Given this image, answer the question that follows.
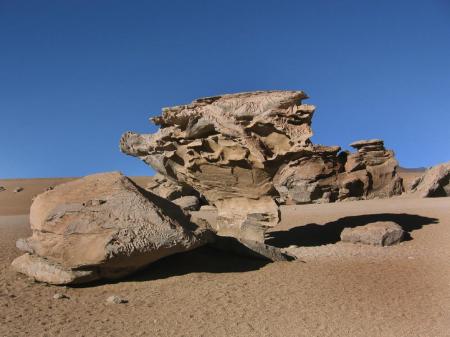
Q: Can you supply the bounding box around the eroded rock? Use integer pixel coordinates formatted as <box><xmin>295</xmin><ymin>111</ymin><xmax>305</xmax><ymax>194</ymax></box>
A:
<box><xmin>120</xmin><ymin>91</ymin><xmax>314</xmax><ymax>241</ymax></box>
<box><xmin>12</xmin><ymin>172</ymin><xmax>211</xmax><ymax>285</ymax></box>
<box><xmin>410</xmin><ymin>162</ymin><xmax>450</xmax><ymax>197</ymax></box>
<box><xmin>120</xmin><ymin>91</ymin><xmax>405</xmax><ymax>244</ymax></box>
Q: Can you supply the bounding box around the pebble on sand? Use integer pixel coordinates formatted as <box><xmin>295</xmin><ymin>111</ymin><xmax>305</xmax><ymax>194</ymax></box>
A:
<box><xmin>53</xmin><ymin>293</ymin><xmax>69</xmax><ymax>300</ymax></box>
<box><xmin>106</xmin><ymin>295</ymin><xmax>127</xmax><ymax>304</ymax></box>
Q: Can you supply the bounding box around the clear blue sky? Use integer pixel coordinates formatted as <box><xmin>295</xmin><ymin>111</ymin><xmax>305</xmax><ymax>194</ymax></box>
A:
<box><xmin>1</xmin><ymin>0</ymin><xmax>449</xmax><ymax>178</ymax></box>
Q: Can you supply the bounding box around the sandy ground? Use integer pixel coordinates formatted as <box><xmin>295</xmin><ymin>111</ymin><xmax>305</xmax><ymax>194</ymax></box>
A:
<box><xmin>1</xmin><ymin>177</ymin><xmax>449</xmax><ymax>337</ymax></box>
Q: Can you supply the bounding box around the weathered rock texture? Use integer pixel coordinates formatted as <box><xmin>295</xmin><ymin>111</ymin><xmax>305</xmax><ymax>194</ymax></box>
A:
<box><xmin>274</xmin><ymin>139</ymin><xmax>403</xmax><ymax>204</ymax></box>
<box><xmin>144</xmin><ymin>173</ymin><xmax>202</xmax><ymax>202</ymax></box>
<box><xmin>11</xmin><ymin>172</ymin><xmax>210</xmax><ymax>284</ymax></box>
<box><xmin>340</xmin><ymin>221</ymin><xmax>405</xmax><ymax>246</ymax></box>
<box><xmin>121</xmin><ymin>91</ymin><xmax>314</xmax><ymax>241</ymax></box>
<box><xmin>120</xmin><ymin>91</ymin><xmax>403</xmax><ymax>242</ymax></box>
<box><xmin>410</xmin><ymin>162</ymin><xmax>450</xmax><ymax>197</ymax></box>
<box><xmin>172</xmin><ymin>195</ymin><xmax>200</xmax><ymax>211</ymax></box>
<box><xmin>339</xmin><ymin>139</ymin><xmax>403</xmax><ymax>200</ymax></box>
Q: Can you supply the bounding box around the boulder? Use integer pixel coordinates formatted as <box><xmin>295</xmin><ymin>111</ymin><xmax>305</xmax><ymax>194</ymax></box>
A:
<box><xmin>410</xmin><ymin>162</ymin><xmax>450</xmax><ymax>197</ymax></box>
<box><xmin>11</xmin><ymin>172</ymin><xmax>211</xmax><ymax>285</ymax></box>
<box><xmin>340</xmin><ymin>221</ymin><xmax>405</xmax><ymax>246</ymax></box>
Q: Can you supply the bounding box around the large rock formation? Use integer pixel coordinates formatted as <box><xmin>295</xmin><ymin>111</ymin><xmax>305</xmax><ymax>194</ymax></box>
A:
<box><xmin>11</xmin><ymin>172</ymin><xmax>211</xmax><ymax>284</ymax></box>
<box><xmin>410</xmin><ymin>162</ymin><xmax>450</xmax><ymax>197</ymax></box>
<box><xmin>120</xmin><ymin>91</ymin><xmax>403</xmax><ymax>242</ymax></box>
<box><xmin>121</xmin><ymin>91</ymin><xmax>315</xmax><ymax>241</ymax></box>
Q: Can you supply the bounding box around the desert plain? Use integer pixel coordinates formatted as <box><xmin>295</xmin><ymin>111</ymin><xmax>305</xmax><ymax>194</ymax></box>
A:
<box><xmin>1</xmin><ymin>170</ymin><xmax>449</xmax><ymax>337</ymax></box>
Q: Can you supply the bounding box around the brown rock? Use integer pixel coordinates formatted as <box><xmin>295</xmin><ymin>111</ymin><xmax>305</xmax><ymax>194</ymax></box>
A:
<box><xmin>172</xmin><ymin>195</ymin><xmax>200</xmax><ymax>211</ymax></box>
<box><xmin>411</xmin><ymin>162</ymin><xmax>450</xmax><ymax>197</ymax></box>
<box><xmin>340</xmin><ymin>221</ymin><xmax>405</xmax><ymax>246</ymax></box>
<box><xmin>120</xmin><ymin>91</ymin><xmax>314</xmax><ymax>241</ymax></box>
<box><xmin>11</xmin><ymin>172</ymin><xmax>211</xmax><ymax>285</ymax></box>
<box><xmin>120</xmin><ymin>91</ymin><xmax>405</xmax><ymax>244</ymax></box>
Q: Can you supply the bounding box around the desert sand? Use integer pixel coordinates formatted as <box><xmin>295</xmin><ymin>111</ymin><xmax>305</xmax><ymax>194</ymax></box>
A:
<box><xmin>1</xmin><ymin>176</ymin><xmax>449</xmax><ymax>337</ymax></box>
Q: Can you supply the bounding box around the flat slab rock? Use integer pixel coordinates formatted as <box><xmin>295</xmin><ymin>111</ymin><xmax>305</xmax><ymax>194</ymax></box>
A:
<box><xmin>340</xmin><ymin>221</ymin><xmax>405</xmax><ymax>246</ymax></box>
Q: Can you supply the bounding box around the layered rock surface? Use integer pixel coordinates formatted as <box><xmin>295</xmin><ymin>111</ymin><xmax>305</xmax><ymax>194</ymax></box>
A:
<box><xmin>144</xmin><ymin>173</ymin><xmax>201</xmax><ymax>202</ymax></box>
<box><xmin>120</xmin><ymin>91</ymin><xmax>404</xmax><ymax>242</ymax></box>
<box><xmin>12</xmin><ymin>172</ymin><xmax>210</xmax><ymax>284</ymax></box>
<box><xmin>121</xmin><ymin>91</ymin><xmax>315</xmax><ymax>241</ymax></box>
<box><xmin>339</xmin><ymin>139</ymin><xmax>403</xmax><ymax>200</ymax></box>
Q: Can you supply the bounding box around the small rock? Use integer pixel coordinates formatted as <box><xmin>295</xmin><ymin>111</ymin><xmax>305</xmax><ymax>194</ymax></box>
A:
<box><xmin>13</xmin><ymin>187</ymin><xmax>24</xmax><ymax>193</ymax></box>
<box><xmin>0</xmin><ymin>186</ymin><xmax>6</xmax><ymax>192</ymax></box>
<box><xmin>199</xmin><ymin>205</ymin><xmax>216</xmax><ymax>211</ymax></box>
<box><xmin>172</xmin><ymin>195</ymin><xmax>200</xmax><ymax>211</ymax></box>
<box><xmin>106</xmin><ymin>295</ymin><xmax>127</xmax><ymax>304</ymax></box>
<box><xmin>53</xmin><ymin>293</ymin><xmax>69</xmax><ymax>300</ymax></box>
<box><xmin>46</xmin><ymin>186</ymin><xmax>54</xmax><ymax>191</ymax></box>
<box><xmin>340</xmin><ymin>221</ymin><xmax>405</xmax><ymax>246</ymax></box>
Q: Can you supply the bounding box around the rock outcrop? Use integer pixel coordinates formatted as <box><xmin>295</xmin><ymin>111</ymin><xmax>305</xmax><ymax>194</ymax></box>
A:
<box><xmin>11</xmin><ymin>172</ymin><xmax>211</xmax><ymax>284</ymax></box>
<box><xmin>120</xmin><ymin>91</ymin><xmax>315</xmax><ymax>241</ymax></box>
<box><xmin>340</xmin><ymin>221</ymin><xmax>405</xmax><ymax>246</ymax></box>
<box><xmin>339</xmin><ymin>139</ymin><xmax>403</xmax><ymax>200</ymax></box>
<box><xmin>411</xmin><ymin>162</ymin><xmax>450</xmax><ymax>197</ymax></box>
<box><xmin>274</xmin><ymin>139</ymin><xmax>403</xmax><ymax>204</ymax></box>
<box><xmin>120</xmin><ymin>91</ymin><xmax>404</xmax><ymax>242</ymax></box>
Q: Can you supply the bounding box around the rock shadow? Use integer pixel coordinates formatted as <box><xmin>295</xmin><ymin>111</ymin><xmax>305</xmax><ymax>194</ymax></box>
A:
<box><xmin>72</xmin><ymin>246</ymin><xmax>270</xmax><ymax>287</ymax></box>
<box><xmin>128</xmin><ymin>246</ymin><xmax>270</xmax><ymax>282</ymax></box>
<box><xmin>265</xmin><ymin>213</ymin><xmax>439</xmax><ymax>248</ymax></box>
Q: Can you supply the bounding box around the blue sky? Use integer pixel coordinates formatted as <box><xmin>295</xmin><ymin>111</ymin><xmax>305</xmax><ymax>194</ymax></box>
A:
<box><xmin>1</xmin><ymin>0</ymin><xmax>449</xmax><ymax>178</ymax></box>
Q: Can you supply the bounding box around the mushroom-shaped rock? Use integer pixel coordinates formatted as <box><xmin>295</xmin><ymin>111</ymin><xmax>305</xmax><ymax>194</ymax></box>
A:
<box><xmin>120</xmin><ymin>91</ymin><xmax>314</xmax><ymax>241</ymax></box>
<box><xmin>11</xmin><ymin>172</ymin><xmax>211</xmax><ymax>285</ymax></box>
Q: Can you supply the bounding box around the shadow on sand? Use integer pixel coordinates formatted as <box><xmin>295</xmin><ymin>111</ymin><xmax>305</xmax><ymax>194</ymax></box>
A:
<box><xmin>265</xmin><ymin>213</ymin><xmax>439</xmax><ymax>248</ymax></box>
<box><xmin>73</xmin><ymin>213</ymin><xmax>438</xmax><ymax>287</ymax></box>
<box><xmin>72</xmin><ymin>246</ymin><xmax>270</xmax><ymax>288</ymax></box>
<box><xmin>127</xmin><ymin>246</ymin><xmax>270</xmax><ymax>282</ymax></box>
